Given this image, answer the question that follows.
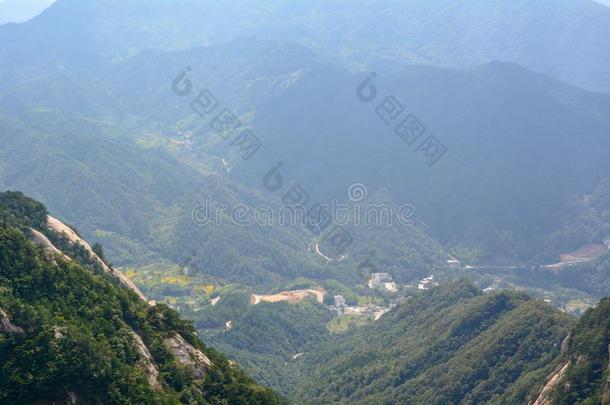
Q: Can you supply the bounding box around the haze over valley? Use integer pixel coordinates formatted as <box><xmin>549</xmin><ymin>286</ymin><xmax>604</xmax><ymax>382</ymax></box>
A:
<box><xmin>1</xmin><ymin>1</ymin><xmax>610</xmax><ymax>404</ymax></box>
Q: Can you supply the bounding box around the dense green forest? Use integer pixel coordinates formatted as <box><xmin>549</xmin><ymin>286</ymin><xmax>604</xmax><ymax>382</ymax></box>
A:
<box><xmin>181</xmin><ymin>278</ymin><xmax>583</xmax><ymax>403</ymax></box>
<box><xmin>1</xmin><ymin>1</ymin><xmax>610</xmax><ymax>403</ymax></box>
<box><xmin>192</xmin><ymin>295</ymin><xmax>333</xmax><ymax>395</ymax></box>
<box><xmin>546</xmin><ymin>297</ymin><xmax>610</xmax><ymax>404</ymax></box>
<box><xmin>0</xmin><ymin>191</ymin><xmax>281</xmax><ymax>404</ymax></box>
<box><xmin>4</xmin><ymin>191</ymin><xmax>610</xmax><ymax>404</ymax></box>
<box><xmin>293</xmin><ymin>281</ymin><xmax>573</xmax><ymax>404</ymax></box>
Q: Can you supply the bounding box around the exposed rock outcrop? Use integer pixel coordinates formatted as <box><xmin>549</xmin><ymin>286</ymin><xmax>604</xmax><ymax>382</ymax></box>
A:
<box><xmin>129</xmin><ymin>329</ymin><xmax>161</xmax><ymax>389</ymax></box>
<box><xmin>30</xmin><ymin>228</ymin><xmax>72</xmax><ymax>262</ymax></box>
<box><xmin>532</xmin><ymin>362</ymin><xmax>570</xmax><ymax>405</ymax></box>
<box><xmin>46</xmin><ymin>215</ymin><xmax>151</xmax><ymax>304</ymax></box>
<box><xmin>0</xmin><ymin>308</ymin><xmax>24</xmax><ymax>334</ymax></box>
<box><xmin>560</xmin><ymin>333</ymin><xmax>570</xmax><ymax>354</ymax></box>
<box><xmin>165</xmin><ymin>333</ymin><xmax>213</xmax><ymax>379</ymax></box>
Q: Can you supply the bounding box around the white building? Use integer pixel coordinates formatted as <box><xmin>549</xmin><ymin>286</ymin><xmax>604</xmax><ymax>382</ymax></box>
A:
<box><xmin>368</xmin><ymin>273</ymin><xmax>393</xmax><ymax>289</ymax></box>
<box><xmin>418</xmin><ymin>275</ymin><xmax>438</xmax><ymax>290</ymax></box>
<box><xmin>334</xmin><ymin>295</ymin><xmax>346</xmax><ymax>308</ymax></box>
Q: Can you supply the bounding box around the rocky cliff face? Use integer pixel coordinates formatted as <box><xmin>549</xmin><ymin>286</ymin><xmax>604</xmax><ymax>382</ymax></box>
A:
<box><xmin>0</xmin><ymin>307</ymin><xmax>24</xmax><ymax>334</ymax></box>
<box><xmin>45</xmin><ymin>215</ymin><xmax>150</xmax><ymax>303</ymax></box>
<box><xmin>29</xmin><ymin>228</ymin><xmax>71</xmax><ymax>262</ymax></box>
<box><xmin>530</xmin><ymin>298</ymin><xmax>610</xmax><ymax>405</ymax></box>
<box><xmin>601</xmin><ymin>344</ymin><xmax>610</xmax><ymax>403</ymax></box>
<box><xmin>129</xmin><ymin>329</ymin><xmax>161</xmax><ymax>389</ymax></box>
<box><xmin>0</xmin><ymin>191</ymin><xmax>280</xmax><ymax>404</ymax></box>
<box><xmin>531</xmin><ymin>362</ymin><xmax>570</xmax><ymax>405</ymax></box>
<box><xmin>165</xmin><ymin>333</ymin><xmax>213</xmax><ymax>380</ymax></box>
<box><xmin>32</xmin><ymin>215</ymin><xmax>215</xmax><ymax>386</ymax></box>
<box><xmin>531</xmin><ymin>333</ymin><xmax>574</xmax><ymax>405</ymax></box>
<box><xmin>31</xmin><ymin>215</ymin><xmax>213</xmax><ymax>386</ymax></box>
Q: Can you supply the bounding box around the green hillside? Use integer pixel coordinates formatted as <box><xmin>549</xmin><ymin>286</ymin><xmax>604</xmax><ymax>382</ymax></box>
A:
<box><xmin>197</xmin><ymin>297</ymin><xmax>333</xmax><ymax>396</ymax></box>
<box><xmin>294</xmin><ymin>281</ymin><xmax>573</xmax><ymax>404</ymax></box>
<box><xmin>541</xmin><ymin>297</ymin><xmax>610</xmax><ymax>404</ymax></box>
<box><xmin>0</xmin><ymin>191</ymin><xmax>280</xmax><ymax>404</ymax></box>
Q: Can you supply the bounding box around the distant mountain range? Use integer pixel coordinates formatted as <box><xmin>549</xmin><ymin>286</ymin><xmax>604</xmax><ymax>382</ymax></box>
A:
<box><xmin>2</xmin><ymin>0</ymin><xmax>610</xmax><ymax>92</ymax></box>
<box><xmin>1</xmin><ymin>32</ymin><xmax>610</xmax><ymax>282</ymax></box>
<box><xmin>0</xmin><ymin>0</ymin><xmax>608</xmax><ymax>274</ymax></box>
<box><xmin>2</xmin><ymin>1</ymin><xmax>610</xmax><ymax>403</ymax></box>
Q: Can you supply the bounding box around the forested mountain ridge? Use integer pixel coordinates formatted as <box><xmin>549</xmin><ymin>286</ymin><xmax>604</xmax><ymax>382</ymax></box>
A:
<box><xmin>2</xmin><ymin>1</ymin><xmax>610</xmax><ymax>404</ymax></box>
<box><xmin>228</xmin><ymin>60</ymin><xmax>610</xmax><ymax>265</ymax></box>
<box><xmin>0</xmin><ymin>191</ymin><xmax>281</xmax><ymax>404</ymax></box>
<box><xmin>533</xmin><ymin>297</ymin><xmax>610</xmax><ymax>404</ymax></box>
<box><xmin>4</xmin><ymin>35</ymin><xmax>610</xmax><ymax>275</ymax></box>
<box><xmin>2</xmin><ymin>0</ymin><xmax>610</xmax><ymax>92</ymax></box>
<box><xmin>3</xmin><ymin>0</ymin><xmax>610</xmax><ymax>275</ymax></box>
<box><xmin>294</xmin><ymin>281</ymin><xmax>573</xmax><ymax>404</ymax></box>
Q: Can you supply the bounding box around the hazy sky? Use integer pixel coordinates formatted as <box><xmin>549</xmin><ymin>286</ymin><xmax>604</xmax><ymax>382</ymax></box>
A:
<box><xmin>0</xmin><ymin>0</ymin><xmax>609</xmax><ymax>25</ymax></box>
<box><xmin>0</xmin><ymin>0</ymin><xmax>56</xmax><ymax>25</ymax></box>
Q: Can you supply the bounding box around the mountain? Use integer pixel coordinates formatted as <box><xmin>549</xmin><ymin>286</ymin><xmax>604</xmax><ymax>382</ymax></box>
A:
<box><xmin>532</xmin><ymin>296</ymin><xmax>610</xmax><ymax>404</ymax></box>
<box><xmin>195</xmin><ymin>294</ymin><xmax>333</xmax><ymax>396</ymax></box>
<box><xmin>224</xmin><ymin>58</ymin><xmax>610</xmax><ymax>265</ymax></box>
<box><xmin>0</xmin><ymin>106</ymin><xmax>334</xmax><ymax>287</ymax></box>
<box><xmin>294</xmin><ymin>281</ymin><xmax>573</xmax><ymax>404</ymax></box>
<box><xmin>2</xmin><ymin>0</ymin><xmax>610</xmax><ymax>92</ymax></box>
<box><xmin>3</xmin><ymin>1</ymin><xmax>610</xmax><ymax>403</ymax></box>
<box><xmin>3</xmin><ymin>32</ymin><xmax>610</xmax><ymax>281</ymax></box>
<box><xmin>0</xmin><ymin>191</ymin><xmax>281</xmax><ymax>404</ymax></box>
<box><xmin>69</xmin><ymin>37</ymin><xmax>610</xmax><ymax>266</ymax></box>
<box><xmin>2</xmin><ymin>0</ymin><xmax>610</xmax><ymax>271</ymax></box>
<box><xmin>0</xmin><ymin>37</ymin><xmax>448</xmax><ymax>287</ymax></box>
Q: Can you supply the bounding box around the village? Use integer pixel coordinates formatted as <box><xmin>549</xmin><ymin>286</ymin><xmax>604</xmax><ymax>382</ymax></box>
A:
<box><xmin>139</xmin><ymin>240</ymin><xmax>610</xmax><ymax>334</ymax></box>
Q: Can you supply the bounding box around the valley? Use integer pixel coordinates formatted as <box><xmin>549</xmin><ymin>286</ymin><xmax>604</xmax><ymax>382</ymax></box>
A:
<box><xmin>2</xmin><ymin>0</ymin><xmax>610</xmax><ymax>403</ymax></box>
